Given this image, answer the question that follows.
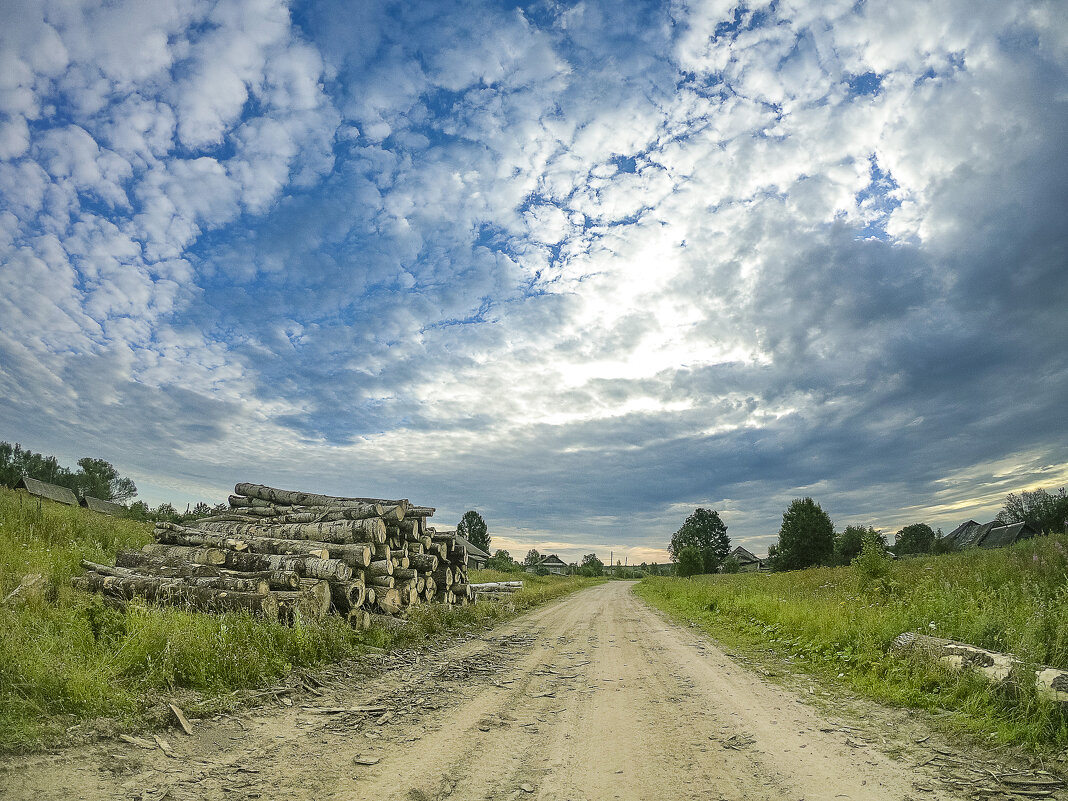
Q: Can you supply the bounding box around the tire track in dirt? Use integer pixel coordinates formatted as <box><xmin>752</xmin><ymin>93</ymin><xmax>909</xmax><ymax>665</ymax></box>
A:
<box><xmin>0</xmin><ymin>582</ymin><xmax>1019</xmax><ymax>801</ymax></box>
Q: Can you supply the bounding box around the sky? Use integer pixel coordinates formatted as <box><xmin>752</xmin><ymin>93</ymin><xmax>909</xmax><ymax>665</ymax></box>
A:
<box><xmin>1</xmin><ymin>0</ymin><xmax>1066</xmax><ymax>565</ymax></box>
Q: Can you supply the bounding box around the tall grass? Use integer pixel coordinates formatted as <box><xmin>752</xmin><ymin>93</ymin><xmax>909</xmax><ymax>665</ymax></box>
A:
<box><xmin>636</xmin><ymin>535</ymin><xmax>1068</xmax><ymax>749</ymax></box>
<box><xmin>0</xmin><ymin>487</ymin><xmax>599</xmax><ymax>752</ymax></box>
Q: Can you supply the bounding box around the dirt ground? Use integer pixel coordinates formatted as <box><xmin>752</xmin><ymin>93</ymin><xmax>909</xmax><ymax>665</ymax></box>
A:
<box><xmin>2</xmin><ymin>581</ymin><xmax>1064</xmax><ymax>801</ymax></box>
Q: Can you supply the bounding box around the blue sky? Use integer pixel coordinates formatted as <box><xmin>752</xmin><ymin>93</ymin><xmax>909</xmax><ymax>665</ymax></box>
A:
<box><xmin>1</xmin><ymin>0</ymin><xmax>1066</xmax><ymax>563</ymax></box>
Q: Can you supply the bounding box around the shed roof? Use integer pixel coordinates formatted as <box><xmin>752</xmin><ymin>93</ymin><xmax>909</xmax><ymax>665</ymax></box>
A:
<box><xmin>537</xmin><ymin>554</ymin><xmax>568</xmax><ymax>567</ymax></box>
<box><xmin>14</xmin><ymin>476</ymin><xmax>78</xmax><ymax>506</ymax></box>
<box><xmin>980</xmin><ymin>521</ymin><xmax>1037</xmax><ymax>549</ymax></box>
<box><xmin>946</xmin><ymin>520</ymin><xmax>980</xmax><ymax>544</ymax></box>
<box><xmin>80</xmin><ymin>495</ymin><xmax>126</xmax><ymax>516</ymax></box>
<box><xmin>729</xmin><ymin>546</ymin><xmax>761</xmax><ymax>564</ymax></box>
<box><xmin>454</xmin><ymin>532</ymin><xmax>489</xmax><ymax>559</ymax></box>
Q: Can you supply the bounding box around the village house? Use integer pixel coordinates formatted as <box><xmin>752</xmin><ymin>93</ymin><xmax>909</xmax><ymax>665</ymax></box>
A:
<box><xmin>726</xmin><ymin>545</ymin><xmax>766</xmax><ymax>572</ymax></box>
<box><xmin>14</xmin><ymin>475</ymin><xmax>78</xmax><ymax>506</ymax></box>
<box><xmin>944</xmin><ymin>519</ymin><xmax>1038</xmax><ymax>550</ymax></box>
<box><xmin>528</xmin><ymin>554</ymin><xmax>568</xmax><ymax>575</ymax></box>
<box><xmin>453</xmin><ymin>532</ymin><xmax>489</xmax><ymax>570</ymax></box>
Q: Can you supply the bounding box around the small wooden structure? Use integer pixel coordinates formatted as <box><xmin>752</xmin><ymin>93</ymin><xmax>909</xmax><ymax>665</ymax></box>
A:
<box><xmin>14</xmin><ymin>476</ymin><xmax>78</xmax><ymax>506</ymax></box>
<box><xmin>727</xmin><ymin>545</ymin><xmax>764</xmax><ymax>572</ymax></box>
<box><xmin>945</xmin><ymin>519</ymin><xmax>1037</xmax><ymax>550</ymax></box>
<box><xmin>80</xmin><ymin>496</ymin><xmax>126</xmax><ymax>516</ymax></box>
<box><xmin>528</xmin><ymin>554</ymin><xmax>567</xmax><ymax>575</ymax></box>
<box><xmin>454</xmin><ymin>533</ymin><xmax>489</xmax><ymax>569</ymax></box>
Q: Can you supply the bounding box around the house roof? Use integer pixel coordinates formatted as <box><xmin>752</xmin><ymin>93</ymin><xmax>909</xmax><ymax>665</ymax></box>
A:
<box><xmin>81</xmin><ymin>495</ymin><xmax>126</xmax><ymax>515</ymax></box>
<box><xmin>945</xmin><ymin>520</ymin><xmax>980</xmax><ymax>544</ymax></box>
<box><xmin>14</xmin><ymin>476</ymin><xmax>78</xmax><ymax>506</ymax></box>
<box><xmin>729</xmin><ymin>546</ymin><xmax>761</xmax><ymax>564</ymax></box>
<box><xmin>537</xmin><ymin>554</ymin><xmax>567</xmax><ymax>566</ymax></box>
<box><xmin>980</xmin><ymin>521</ymin><xmax>1037</xmax><ymax>549</ymax></box>
<box><xmin>453</xmin><ymin>532</ymin><xmax>489</xmax><ymax>559</ymax></box>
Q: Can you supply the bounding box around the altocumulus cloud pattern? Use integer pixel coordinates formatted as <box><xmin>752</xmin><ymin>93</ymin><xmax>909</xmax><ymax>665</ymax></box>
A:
<box><xmin>1</xmin><ymin>0</ymin><xmax>1066</xmax><ymax>559</ymax></box>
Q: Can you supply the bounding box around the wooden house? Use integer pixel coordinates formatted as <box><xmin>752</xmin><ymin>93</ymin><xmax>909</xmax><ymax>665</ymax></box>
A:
<box><xmin>528</xmin><ymin>554</ymin><xmax>568</xmax><ymax>575</ymax></box>
<box><xmin>80</xmin><ymin>495</ymin><xmax>126</xmax><ymax>516</ymax></box>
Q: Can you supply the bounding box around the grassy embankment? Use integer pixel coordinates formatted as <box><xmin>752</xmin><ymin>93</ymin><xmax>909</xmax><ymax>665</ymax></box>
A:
<box><xmin>637</xmin><ymin>535</ymin><xmax>1068</xmax><ymax>749</ymax></box>
<box><xmin>0</xmin><ymin>486</ymin><xmax>599</xmax><ymax>752</ymax></box>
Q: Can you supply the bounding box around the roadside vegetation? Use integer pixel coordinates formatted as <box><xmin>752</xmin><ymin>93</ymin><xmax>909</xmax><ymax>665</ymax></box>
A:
<box><xmin>637</xmin><ymin>533</ymin><xmax>1068</xmax><ymax>749</ymax></box>
<box><xmin>0</xmin><ymin>486</ymin><xmax>600</xmax><ymax>752</ymax></box>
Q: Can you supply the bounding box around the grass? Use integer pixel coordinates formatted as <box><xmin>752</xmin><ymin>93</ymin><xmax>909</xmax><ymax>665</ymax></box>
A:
<box><xmin>636</xmin><ymin>535</ymin><xmax>1068</xmax><ymax>750</ymax></box>
<box><xmin>0</xmin><ymin>487</ymin><xmax>600</xmax><ymax>752</ymax></box>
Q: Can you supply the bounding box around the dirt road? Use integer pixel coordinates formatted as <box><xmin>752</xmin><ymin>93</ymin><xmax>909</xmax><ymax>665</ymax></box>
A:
<box><xmin>0</xmin><ymin>582</ymin><xmax>1037</xmax><ymax>800</ymax></box>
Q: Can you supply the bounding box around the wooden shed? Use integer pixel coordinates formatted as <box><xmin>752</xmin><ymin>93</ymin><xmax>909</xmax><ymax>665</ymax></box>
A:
<box><xmin>454</xmin><ymin>533</ymin><xmax>489</xmax><ymax>569</ymax></box>
<box><xmin>14</xmin><ymin>476</ymin><xmax>78</xmax><ymax>506</ymax></box>
<box><xmin>946</xmin><ymin>519</ymin><xmax>1038</xmax><ymax>550</ymax></box>
<box><xmin>727</xmin><ymin>545</ymin><xmax>765</xmax><ymax>572</ymax></box>
<box><xmin>80</xmin><ymin>495</ymin><xmax>126</xmax><ymax>516</ymax></box>
<box><xmin>529</xmin><ymin>554</ymin><xmax>568</xmax><ymax>575</ymax></box>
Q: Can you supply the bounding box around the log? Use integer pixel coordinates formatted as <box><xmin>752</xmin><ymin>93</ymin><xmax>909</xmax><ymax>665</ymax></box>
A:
<box><xmin>890</xmin><ymin>632</ymin><xmax>1068</xmax><ymax>703</ymax></box>
<box><xmin>218</xmin><ymin>568</ymin><xmax>300</xmax><ymax>590</ymax></box>
<box><xmin>329</xmin><ymin>580</ymin><xmax>366</xmax><ymax>614</ymax></box>
<box><xmin>73</xmin><ymin>573</ymin><xmax>278</xmax><ymax>619</ymax></box>
<box><xmin>197</xmin><ymin>518</ymin><xmax>386</xmax><ymax>545</ymax></box>
<box><xmin>140</xmin><ymin>544</ymin><xmax>226</xmax><ymax>566</ymax></box>
<box><xmin>451</xmin><ymin>583</ymin><xmax>473</xmax><ymax>601</ymax></box>
<box><xmin>367</xmin><ymin>559</ymin><xmax>394</xmax><ymax>577</ymax></box>
<box><xmin>367</xmin><ymin>612</ymin><xmax>408</xmax><ymax>632</ymax></box>
<box><xmin>234</xmin><ymin>483</ymin><xmax>409</xmax><ymax>510</ymax></box>
<box><xmin>407</xmin><ymin>553</ymin><xmax>438</xmax><ymax>572</ymax></box>
<box><xmin>373</xmin><ymin>588</ymin><xmax>403</xmax><ymax>615</ymax></box>
<box><xmin>154</xmin><ymin>528</ymin><xmax>249</xmax><ymax>552</ymax></box>
<box><xmin>368</xmin><ymin>575</ymin><xmax>395</xmax><ymax>589</ymax></box>
<box><xmin>348</xmin><ymin>609</ymin><xmax>372</xmax><ymax>630</ymax></box>
<box><xmin>431</xmin><ymin>566</ymin><xmax>454</xmax><ymax>588</ymax></box>
<box><xmin>81</xmin><ymin>560</ymin><xmax>269</xmax><ymax>595</ymax></box>
<box><xmin>393</xmin><ymin>567</ymin><xmax>418</xmax><ymax>582</ymax></box>
<box><xmin>221</xmin><ymin>551</ymin><xmax>353</xmax><ymax>581</ymax></box>
<box><xmin>469</xmin><ymin>581</ymin><xmax>524</xmax><ymax>590</ymax></box>
<box><xmin>274</xmin><ymin>581</ymin><xmax>332</xmax><ymax>625</ymax></box>
<box><xmin>114</xmin><ymin>551</ymin><xmax>221</xmax><ymax>577</ymax></box>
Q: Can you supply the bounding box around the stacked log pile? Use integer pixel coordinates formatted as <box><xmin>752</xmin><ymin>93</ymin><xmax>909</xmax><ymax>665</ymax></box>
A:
<box><xmin>470</xmin><ymin>581</ymin><xmax>524</xmax><ymax>601</ymax></box>
<box><xmin>74</xmin><ymin>483</ymin><xmax>476</xmax><ymax>627</ymax></box>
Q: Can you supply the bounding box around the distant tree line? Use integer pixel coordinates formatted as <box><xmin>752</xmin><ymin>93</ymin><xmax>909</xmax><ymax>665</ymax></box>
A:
<box><xmin>0</xmin><ymin>440</ymin><xmax>137</xmax><ymax>503</ymax></box>
<box><xmin>752</xmin><ymin>484</ymin><xmax>1068</xmax><ymax>573</ymax></box>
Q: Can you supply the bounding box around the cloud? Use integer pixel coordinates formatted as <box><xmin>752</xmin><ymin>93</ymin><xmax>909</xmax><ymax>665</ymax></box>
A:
<box><xmin>0</xmin><ymin>0</ymin><xmax>1066</xmax><ymax>561</ymax></box>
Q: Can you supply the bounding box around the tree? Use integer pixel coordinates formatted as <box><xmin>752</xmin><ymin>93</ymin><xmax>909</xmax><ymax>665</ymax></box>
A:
<box><xmin>721</xmin><ymin>556</ymin><xmax>741</xmax><ymax>574</ymax></box>
<box><xmin>894</xmin><ymin>523</ymin><xmax>935</xmax><ymax>555</ymax></box>
<box><xmin>486</xmin><ymin>549</ymin><xmax>521</xmax><ymax>572</ymax></box>
<box><xmin>835</xmin><ymin>525</ymin><xmax>882</xmax><ymax>564</ymax></box>
<box><xmin>524</xmin><ymin>549</ymin><xmax>542</xmax><ymax>567</ymax></box>
<box><xmin>669</xmin><ymin>508</ymin><xmax>730</xmax><ymax>574</ymax></box>
<box><xmin>457</xmin><ymin>510</ymin><xmax>490</xmax><ymax>552</ymax></box>
<box><xmin>771</xmin><ymin>498</ymin><xmax>834</xmax><ymax>571</ymax></box>
<box><xmin>579</xmin><ymin>553</ymin><xmax>604</xmax><ymax>577</ymax></box>
<box><xmin>996</xmin><ymin>487</ymin><xmax>1068</xmax><ymax>534</ymax></box>
<box><xmin>676</xmin><ymin>546</ymin><xmax>703</xmax><ymax>577</ymax></box>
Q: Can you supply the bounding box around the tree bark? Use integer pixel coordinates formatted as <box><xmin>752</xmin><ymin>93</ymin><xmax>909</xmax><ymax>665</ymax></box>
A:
<box><xmin>373</xmin><ymin>587</ymin><xmax>403</xmax><ymax>615</ymax></box>
<box><xmin>367</xmin><ymin>559</ymin><xmax>393</xmax><ymax>577</ymax></box>
<box><xmin>407</xmin><ymin>553</ymin><xmax>438</xmax><ymax>573</ymax></box>
<box><xmin>197</xmin><ymin>518</ymin><xmax>386</xmax><ymax>545</ymax></box>
<box><xmin>367</xmin><ymin>612</ymin><xmax>408</xmax><ymax>631</ymax></box>
<box><xmin>274</xmin><ymin>581</ymin><xmax>332</xmax><ymax>624</ymax></box>
<box><xmin>72</xmin><ymin>573</ymin><xmax>278</xmax><ymax>619</ymax></box>
<box><xmin>114</xmin><ymin>550</ymin><xmax>221</xmax><ymax>577</ymax></box>
<box><xmin>328</xmin><ymin>580</ymin><xmax>366</xmax><ymax>614</ymax></box>
<box><xmin>234</xmin><ymin>483</ymin><xmax>409</xmax><ymax>511</ymax></box>
<box><xmin>140</xmin><ymin>544</ymin><xmax>227</xmax><ymax>566</ymax></box>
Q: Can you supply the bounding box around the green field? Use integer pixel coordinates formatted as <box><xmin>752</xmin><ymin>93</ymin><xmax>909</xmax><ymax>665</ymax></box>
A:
<box><xmin>0</xmin><ymin>487</ymin><xmax>598</xmax><ymax>752</ymax></box>
<box><xmin>637</xmin><ymin>535</ymin><xmax>1068</xmax><ymax>749</ymax></box>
